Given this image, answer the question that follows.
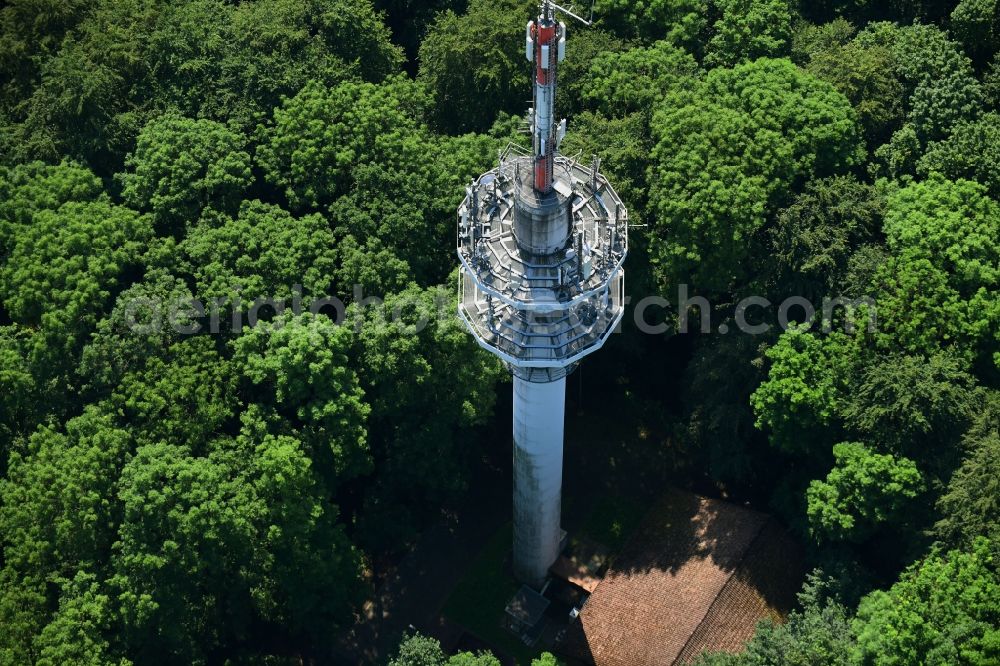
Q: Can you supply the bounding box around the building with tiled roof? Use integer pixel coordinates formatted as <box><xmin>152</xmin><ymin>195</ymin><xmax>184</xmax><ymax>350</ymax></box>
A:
<box><xmin>559</xmin><ymin>489</ymin><xmax>805</xmax><ymax>666</ymax></box>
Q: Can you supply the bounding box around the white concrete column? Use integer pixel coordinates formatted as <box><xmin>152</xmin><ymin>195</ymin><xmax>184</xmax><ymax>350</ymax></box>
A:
<box><xmin>512</xmin><ymin>375</ymin><xmax>565</xmax><ymax>587</ymax></box>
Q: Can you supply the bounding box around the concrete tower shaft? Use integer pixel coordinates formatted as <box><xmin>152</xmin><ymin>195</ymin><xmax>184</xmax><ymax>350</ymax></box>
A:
<box><xmin>457</xmin><ymin>1</ymin><xmax>627</xmax><ymax>588</ymax></box>
<box><xmin>512</xmin><ymin>376</ymin><xmax>565</xmax><ymax>582</ymax></box>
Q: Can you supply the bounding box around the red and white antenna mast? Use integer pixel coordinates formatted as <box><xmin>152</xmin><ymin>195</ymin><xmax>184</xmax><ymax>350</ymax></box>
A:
<box><xmin>525</xmin><ymin>1</ymin><xmax>591</xmax><ymax>193</ymax></box>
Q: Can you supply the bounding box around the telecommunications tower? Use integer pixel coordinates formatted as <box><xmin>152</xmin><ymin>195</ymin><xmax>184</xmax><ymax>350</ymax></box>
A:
<box><xmin>456</xmin><ymin>0</ymin><xmax>628</xmax><ymax>588</ymax></box>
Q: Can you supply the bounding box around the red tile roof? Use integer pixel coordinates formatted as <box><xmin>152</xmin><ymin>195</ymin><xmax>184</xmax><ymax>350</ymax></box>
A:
<box><xmin>559</xmin><ymin>489</ymin><xmax>804</xmax><ymax>666</ymax></box>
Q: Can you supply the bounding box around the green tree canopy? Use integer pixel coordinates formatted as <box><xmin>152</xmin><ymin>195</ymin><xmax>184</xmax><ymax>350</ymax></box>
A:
<box><xmin>3</xmin><ymin>1</ymin><xmax>1000</xmax><ymax>663</ymax></box>
<box><xmin>352</xmin><ymin>283</ymin><xmax>503</xmax><ymax>548</ymax></box>
<box><xmin>871</xmin><ymin>249</ymin><xmax>998</xmax><ymax>371</ymax></box>
<box><xmin>417</xmin><ymin>0</ymin><xmax>533</xmax><ymax>133</ymax></box>
<box><xmin>78</xmin><ymin>270</ymin><xmax>198</xmax><ymax>396</ymax></box>
<box><xmin>114</xmin><ymin>440</ymin><xmax>252</xmax><ymax>663</ymax></box>
<box><xmin>115</xmin><ymin>423</ymin><xmax>363</xmax><ymax>662</ymax></box>
<box><xmin>258</xmin><ymin>77</ymin><xmax>430</xmax><ymax>210</ymax></box>
<box><xmin>751</xmin><ymin>327</ymin><xmax>857</xmax><ymax>454</ymax></box>
<box><xmin>374</xmin><ymin>0</ymin><xmax>464</xmax><ymax>63</ymax></box>
<box><xmin>704</xmin><ymin>0</ymin><xmax>795</xmax><ymax>68</ymax></box>
<box><xmin>33</xmin><ymin>571</ymin><xmax>123</xmax><ymax>666</ymax></box>
<box><xmin>0</xmin><ymin>200</ymin><xmax>154</xmax><ymax>374</ymax></box>
<box><xmin>225</xmin><ymin>0</ymin><xmax>403</xmax><ymax>101</ymax></box>
<box><xmin>918</xmin><ymin>113</ymin><xmax>1000</xmax><ymax>199</ymax></box>
<box><xmin>327</xmin><ymin>130</ymin><xmax>499</xmax><ymax>285</ymax></box>
<box><xmin>331</xmin><ymin>233</ymin><xmax>413</xmax><ymax>297</ymax></box>
<box><xmin>648</xmin><ymin>57</ymin><xmax>862</xmax><ymax>292</ymax></box>
<box><xmin>0</xmin><ymin>0</ymin><xmax>93</xmax><ymax>103</ymax></box>
<box><xmin>579</xmin><ymin>40</ymin><xmax>701</xmax><ymax>117</ymax></box>
<box><xmin>182</xmin><ymin>199</ymin><xmax>336</xmax><ymax>308</ymax></box>
<box><xmin>232</xmin><ymin>312</ymin><xmax>371</xmax><ymax>483</ymax></box>
<box><xmin>593</xmin><ymin>0</ymin><xmax>708</xmax><ymax>48</ymax></box>
<box><xmin>853</xmin><ymin>538</ymin><xmax>1000</xmax><ymax>665</ymax></box>
<box><xmin>934</xmin><ymin>394</ymin><xmax>1000</xmax><ymax>549</ymax></box>
<box><xmin>986</xmin><ymin>54</ymin><xmax>1000</xmax><ymax>105</ymax></box>
<box><xmin>108</xmin><ymin>336</ymin><xmax>237</xmax><ymax>452</ymax></box>
<box><xmin>0</xmin><ymin>326</ymin><xmax>39</xmax><ymax>466</ymax></box>
<box><xmin>766</xmin><ymin>176</ymin><xmax>882</xmax><ymax>301</ymax></box>
<box><xmin>885</xmin><ymin>177</ymin><xmax>999</xmax><ymax>292</ymax></box>
<box><xmin>388</xmin><ymin>632</ymin><xmax>535</xmax><ymax>666</ymax></box>
<box><xmin>140</xmin><ymin>0</ymin><xmax>403</xmax><ymax>132</ymax></box>
<box><xmin>691</xmin><ymin>575</ymin><xmax>855</xmax><ymax>665</ymax></box>
<box><xmin>806</xmin><ymin>442</ymin><xmax>924</xmax><ymax>543</ymax></box>
<box><xmin>856</xmin><ymin>22</ymin><xmax>983</xmax><ymax>142</ymax></box>
<box><xmin>4</xmin><ymin>0</ymin><xmax>403</xmax><ymax>167</ymax></box>
<box><xmin>563</xmin><ymin>39</ymin><xmax>699</xmax><ymax>221</ymax></box>
<box><xmin>950</xmin><ymin>0</ymin><xmax>1000</xmax><ymax>66</ymax></box>
<box><xmin>0</xmin><ymin>406</ymin><xmax>131</xmax><ymax>663</ymax></box>
<box><xmin>561</xmin><ymin>111</ymin><xmax>651</xmax><ymax>215</ymax></box>
<box><xmin>790</xmin><ymin>17</ymin><xmax>856</xmax><ymax>65</ymax></box>
<box><xmin>118</xmin><ymin>113</ymin><xmax>252</xmax><ymax>233</ymax></box>
<box><xmin>0</xmin><ymin>160</ymin><xmax>104</xmax><ymax>250</ymax></box>
<box><xmin>388</xmin><ymin>632</ymin><xmax>447</xmax><ymax>666</ymax></box>
<box><xmin>841</xmin><ymin>352</ymin><xmax>982</xmax><ymax>464</ymax></box>
<box><xmin>1</xmin><ymin>200</ymin><xmax>151</xmax><ymax>327</ymax></box>
<box><xmin>11</xmin><ymin>0</ymin><xmax>153</xmax><ymax>166</ymax></box>
<box><xmin>875</xmin><ymin>178</ymin><xmax>999</xmax><ymax>365</ymax></box>
<box><xmin>553</xmin><ymin>28</ymin><xmax>627</xmax><ymax>117</ymax></box>
<box><xmin>804</xmin><ymin>39</ymin><xmax>904</xmax><ymax>145</ymax></box>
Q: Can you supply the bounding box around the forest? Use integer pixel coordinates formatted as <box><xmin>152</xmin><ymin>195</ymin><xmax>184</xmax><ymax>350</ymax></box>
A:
<box><xmin>0</xmin><ymin>0</ymin><xmax>998</xmax><ymax>664</ymax></box>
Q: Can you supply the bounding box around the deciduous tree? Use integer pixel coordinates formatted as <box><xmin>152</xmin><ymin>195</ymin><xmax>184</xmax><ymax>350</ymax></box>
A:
<box><xmin>118</xmin><ymin>113</ymin><xmax>251</xmax><ymax>233</ymax></box>
<box><xmin>951</xmin><ymin>0</ymin><xmax>1000</xmax><ymax>66</ymax></box>
<box><xmin>805</xmin><ymin>40</ymin><xmax>904</xmax><ymax>145</ymax></box>
<box><xmin>232</xmin><ymin>312</ymin><xmax>371</xmax><ymax>483</ymax></box>
<box><xmin>853</xmin><ymin>538</ymin><xmax>1000</xmax><ymax>666</ymax></box>
<box><xmin>0</xmin><ymin>406</ymin><xmax>132</xmax><ymax>663</ymax></box>
<box><xmin>258</xmin><ymin>77</ymin><xmax>430</xmax><ymax>210</ymax></box>
<box><xmin>108</xmin><ymin>336</ymin><xmax>237</xmax><ymax>453</ymax></box>
<box><xmin>593</xmin><ymin>0</ymin><xmax>709</xmax><ymax>49</ymax></box>
<box><xmin>33</xmin><ymin>572</ymin><xmax>123</xmax><ymax>666</ymax></box>
<box><xmin>417</xmin><ymin>0</ymin><xmax>533</xmax><ymax>133</ymax></box>
<box><xmin>648</xmin><ymin>58</ymin><xmax>862</xmax><ymax>292</ymax></box>
<box><xmin>806</xmin><ymin>442</ymin><xmax>923</xmax><ymax>543</ymax></box>
<box><xmin>0</xmin><ymin>200</ymin><xmax>154</xmax><ymax>377</ymax></box>
<box><xmin>182</xmin><ymin>200</ymin><xmax>336</xmax><ymax>308</ymax></box>
<box><xmin>751</xmin><ymin>327</ymin><xmax>857</xmax><ymax>454</ymax></box>
<box><xmin>352</xmin><ymin>283</ymin><xmax>503</xmax><ymax>549</ymax></box>
<box><xmin>0</xmin><ymin>160</ymin><xmax>104</xmax><ymax>251</ymax></box>
<box><xmin>918</xmin><ymin>113</ymin><xmax>1000</xmax><ymax>199</ymax></box>
<box><xmin>704</xmin><ymin>0</ymin><xmax>795</xmax><ymax>68</ymax></box>
<box><xmin>875</xmin><ymin>178</ymin><xmax>999</xmax><ymax>366</ymax></box>
<box><xmin>579</xmin><ymin>40</ymin><xmax>701</xmax><ymax>117</ymax></box>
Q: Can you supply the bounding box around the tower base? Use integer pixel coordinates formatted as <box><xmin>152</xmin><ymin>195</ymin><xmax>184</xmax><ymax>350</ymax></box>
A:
<box><xmin>512</xmin><ymin>375</ymin><xmax>566</xmax><ymax>587</ymax></box>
